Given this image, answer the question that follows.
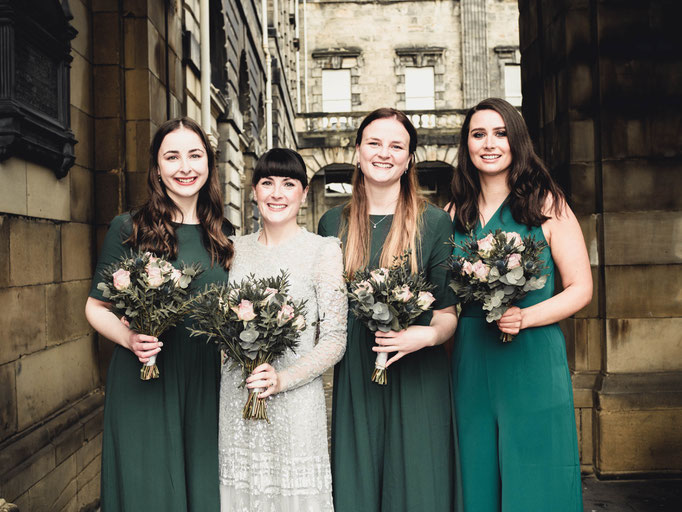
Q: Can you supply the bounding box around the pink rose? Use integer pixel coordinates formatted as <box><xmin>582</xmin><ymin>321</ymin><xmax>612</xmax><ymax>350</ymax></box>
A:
<box><xmin>507</xmin><ymin>253</ymin><xmax>522</xmax><ymax>269</ymax></box>
<box><xmin>112</xmin><ymin>269</ymin><xmax>131</xmax><ymax>290</ymax></box>
<box><xmin>505</xmin><ymin>231</ymin><xmax>525</xmax><ymax>250</ymax></box>
<box><xmin>261</xmin><ymin>287</ymin><xmax>279</xmax><ymax>304</ymax></box>
<box><xmin>392</xmin><ymin>284</ymin><xmax>413</xmax><ymax>302</ymax></box>
<box><xmin>159</xmin><ymin>260</ymin><xmax>174</xmax><ymax>273</ymax></box>
<box><xmin>472</xmin><ymin>260</ymin><xmax>490</xmax><ymax>282</ymax></box>
<box><xmin>232</xmin><ymin>299</ymin><xmax>256</xmax><ymax>321</ymax></box>
<box><xmin>277</xmin><ymin>304</ymin><xmax>295</xmax><ymax>325</ymax></box>
<box><xmin>370</xmin><ymin>268</ymin><xmax>389</xmax><ymax>284</ymax></box>
<box><xmin>417</xmin><ymin>291</ymin><xmax>436</xmax><ymax>310</ymax></box>
<box><xmin>477</xmin><ymin>233</ymin><xmax>495</xmax><ymax>257</ymax></box>
<box><xmin>146</xmin><ymin>266</ymin><xmax>164</xmax><ymax>288</ymax></box>
<box><xmin>462</xmin><ymin>260</ymin><xmax>474</xmax><ymax>275</ymax></box>
<box><xmin>170</xmin><ymin>268</ymin><xmax>183</xmax><ymax>286</ymax></box>
<box><xmin>292</xmin><ymin>314</ymin><xmax>306</xmax><ymax>330</ymax></box>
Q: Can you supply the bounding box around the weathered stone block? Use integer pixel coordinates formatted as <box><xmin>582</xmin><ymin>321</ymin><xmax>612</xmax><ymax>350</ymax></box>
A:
<box><xmin>150</xmin><ymin>74</ymin><xmax>167</xmax><ymax>127</ymax></box>
<box><xmin>604</xmin><ymin>211</ymin><xmax>682</xmax><ymax>265</ymax></box>
<box><xmin>126</xmin><ymin>171</ymin><xmax>150</xmax><ymax>210</ymax></box>
<box><xmin>93</xmin><ymin>65</ymin><xmax>122</xmax><ymax>118</ymax></box>
<box><xmin>27</xmin><ymin>454</ymin><xmax>77</xmax><ymax>512</ymax></box>
<box><xmin>603</xmin><ymin>159</ymin><xmax>682</xmax><ymax>213</ymax></box>
<box><xmin>53</xmin><ymin>420</ymin><xmax>85</xmax><ymax>466</ymax></box>
<box><xmin>0</xmin><ymin>217</ymin><xmax>9</xmax><ymax>288</ymax></box>
<box><xmin>597</xmin><ymin>408</ymin><xmax>682</xmax><ymax>475</ymax></box>
<box><xmin>94</xmin><ymin>118</ymin><xmax>123</xmax><ymax>171</ymax></box>
<box><xmin>16</xmin><ymin>337</ymin><xmax>98</xmax><ymax>429</ymax></box>
<box><xmin>70</xmin><ymin>0</ymin><xmax>91</xmax><ymax>61</ymax></box>
<box><xmin>0</xmin><ymin>158</ymin><xmax>27</xmax><ymax>216</ymax></box>
<box><xmin>1</xmin><ymin>444</ymin><xmax>55</xmax><ymax>502</ymax></box>
<box><xmin>8</xmin><ymin>217</ymin><xmax>59</xmax><ymax>286</ymax></box>
<box><xmin>567</xmin><ymin>163</ymin><xmax>597</xmax><ymax>215</ymax></box>
<box><xmin>46</xmin><ymin>281</ymin><xmax>92</xmax><ymax>344</ymax></box>
<box><xmin>69</xmin><ymin>165</ymin><xmax>94</xmax><ymax>224</ymax></box>
<box><xmin>569</xmin><ymin>119</ymin><xmax>594</xmax><ymax>163</ymax></box>
<box><xmin>77</xmin><ymin>455</ymin><xmax>101</xmax><ymax>510</ymax></box>
<box><xmin>26</xmin><ymin>162</ymin><xmax>71</xmax><ymax>221</ymax></box>
<box><xmin>606</xmin><ymin>318</ymin><xmax>682</xmax><ymax>373</ymax></box>
<box><xmin>94</xmin><ymin>169</ymin><xmax>124</xmax><ymax>224</ymax></box>
<box><xmin>125</xmin><ymin>120</ymin><xmax>153</xmax><ymax>173</ymax></box>
<box><xmin>92</xmin><ymin>12</ymin><xmax>121</xmax><ymax>65</ymax></box>
<box><xmin>123</xmin><ymin>15</ymin><xmax>149</xmax><ymax>69</ymax></box>
<box><xmin>147</xmin><ymin>21</ymin><xmax>166</xmax><ymax>82</ymax></box>
<box><xmin>61</xmin><ymin>223</ymin><xmax>93</xmax><ymax>282</ymax></box>
<box><xmin>71</xmin><ymin>52</ymin><xmax>92</xmax><ymax>115</ymax></box>
<box><xmin>605</xmin><ymin>265</ymin><xmax>682</xmax><ymax>318</ymax></box>
<box><xmin>0</xmin><ymin>361</ymin><xmax>17</xmax><ymax>441</ymax></box>
<box><xmin>76</xmin><ymin>431</ymin><xmax>102</xmax><ymax>474</ymax></box>
<box><xmin>579</xmin><ymin>407</ymin><xmax>594</xmax><ymax>468</ymax></box>
<box><xmin>71</xmin><ymin>105</ymin><xmax>94</xmax><ymax>171</ymax></box>
<box><xmin>125</xmin><ymin>69</ymin><xmax>151</xmax><ymax>120</ymax></box>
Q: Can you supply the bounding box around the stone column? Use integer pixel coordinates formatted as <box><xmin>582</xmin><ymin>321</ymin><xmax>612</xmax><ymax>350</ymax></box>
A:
<box><xmin>519</xmin><ymin>0</ymin><xmax>682</xmax><ymax>476</ymax></box>
<box><xmin>460</xmin><ymin>0</ymin><xmax>489</xmax><ymax>107</ymax></box>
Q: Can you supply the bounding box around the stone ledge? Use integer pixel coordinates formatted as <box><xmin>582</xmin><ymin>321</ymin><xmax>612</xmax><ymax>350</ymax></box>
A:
<box><xmin>596</xmin><ymin>373</ymin><xmax>682</xmax><ymax>411</ymax></box>
<box><xmin>0</xmin><ymin>390</ymin><xmax>104</xmax><ymax>487</ymax></box>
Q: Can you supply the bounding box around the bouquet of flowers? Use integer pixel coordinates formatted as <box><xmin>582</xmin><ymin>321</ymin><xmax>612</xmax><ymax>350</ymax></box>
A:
<box><xmin>188</xmin><ymin>271</ymin><xmax>308</xmax><ymax>421</ymax></box>
<box><xmin>96</xmin><ymin>251</ymin><xmax>203</xmax><ymax>379</ymax></box>
<box><xmin>447</xmin><ymin>229</ymin><xmax>548</xmax><ymax>342</ymax></box>
<box><xmin>343</xmin><ymin>252</ymin><xmax>436</xmax><ymax>385</ymax></box>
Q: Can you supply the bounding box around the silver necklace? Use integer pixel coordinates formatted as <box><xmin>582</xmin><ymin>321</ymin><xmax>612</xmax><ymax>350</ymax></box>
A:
<box><xmin>370</xmin><ymin>214</ymin><xmax>390</xmax><ymax>229</ymax></box>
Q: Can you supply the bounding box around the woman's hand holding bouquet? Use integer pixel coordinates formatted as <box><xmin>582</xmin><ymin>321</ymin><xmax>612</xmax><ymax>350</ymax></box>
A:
<box><xmin>96</xmin><ymin>251</ymin><xmax>203</xmax><ymax>379</ymax></box>
<box><xmin>343</xmin><ymin>252</ymin><xmax>436</xmax><ymax>385</ymax></box>
<box><xmin>447</xmin><ymin>229</ymin><xmax>548</xmax><ymax>342</ymax></box>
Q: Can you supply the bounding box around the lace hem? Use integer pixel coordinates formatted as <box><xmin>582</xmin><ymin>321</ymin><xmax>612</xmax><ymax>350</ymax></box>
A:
<box><xmin>220</xmin><ymin>484</ymin><xmax>333</xmax><ymax>512</ymax></box>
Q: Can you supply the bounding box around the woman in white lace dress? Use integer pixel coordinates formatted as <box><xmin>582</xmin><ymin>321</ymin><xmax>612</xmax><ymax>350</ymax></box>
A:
<box><xmin>218</xmin><ymin>148</ymin><xmax>347</xmax><ymax>511</ymax></box>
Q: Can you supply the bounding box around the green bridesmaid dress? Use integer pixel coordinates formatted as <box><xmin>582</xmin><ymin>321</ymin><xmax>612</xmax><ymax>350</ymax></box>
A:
<box><xmin>451</xmin><ymin>202</ymin><xmax>582</xmax><ymax>511</ymax></box>
<box><xmin>319</xmin><ymin>204</ymin><xmax>462</xmax><ymax>512</ymax></box>
<box><xmin>89</xmin><ymin>213</ymin><xmax>229</xmax><ymax>511</ymax></box>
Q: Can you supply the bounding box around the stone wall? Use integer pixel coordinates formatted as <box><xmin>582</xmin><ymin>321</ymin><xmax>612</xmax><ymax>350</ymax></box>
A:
<box><xmin>0</xmin><ymin>0</ymin><xmax>102</xmax><ymax>509</ymax></box>
<box><xmin>519</xmin><ymin>0</ymin><xmax>682</xmax><ymax>476</ymax></box>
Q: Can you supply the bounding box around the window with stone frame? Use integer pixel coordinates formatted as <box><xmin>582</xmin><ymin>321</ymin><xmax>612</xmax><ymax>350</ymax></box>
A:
<box><xmin>494</xmin><ymin>46</ymin><xmax>522</xmax><ymax>107</ymax></box>
<box><xmin>311</xmin><ymin>48</ymin><xmax>361</xmax><ymax>113</ymax></box>
<box><xmin>395</xmin><ymin>47</ymin><xmax>445</xmax><ymax>111</ymax></box>
<box><xmin>322</xmin><ymin>69</ymin><xmax>351</xmax><ymax>112</ymax></box>
<box><xmin>405</xmin><ymin>66</ymin><xmax>435</xmax><ymax>110</ymax></box>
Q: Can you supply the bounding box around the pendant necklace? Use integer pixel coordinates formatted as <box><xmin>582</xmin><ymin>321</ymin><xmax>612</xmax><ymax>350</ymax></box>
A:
<box><xmin>370</xmin><ymin>214</ymin><xmax>390</xmax><ymax>229</ymax></box>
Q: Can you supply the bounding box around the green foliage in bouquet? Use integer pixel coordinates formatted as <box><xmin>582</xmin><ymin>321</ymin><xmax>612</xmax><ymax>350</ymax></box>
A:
<box><xmin>447</xmin><ymin>229</ymin><xmax>548</xmax><ymax>340</ymax></box>
<box><xmin>188</xmin><ymin>270</ymin><xmax>308</xmax><ymax>421</ymax></box>
<box><xmin>343</xmin><ymin>252</ymin><xmax>437</xmax><ymax>384</ymax></box>
<box><xmin>96</xmin><ymin>250</ymin><xmax>203</xmax><ymax>379</ymax></box>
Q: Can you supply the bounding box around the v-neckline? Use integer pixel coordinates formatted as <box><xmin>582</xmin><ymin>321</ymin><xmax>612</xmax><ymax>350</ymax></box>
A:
<box><xmin>477</xmin><ymin>195</ymin><xmax>509</xmax><ymax>231</ymax></box>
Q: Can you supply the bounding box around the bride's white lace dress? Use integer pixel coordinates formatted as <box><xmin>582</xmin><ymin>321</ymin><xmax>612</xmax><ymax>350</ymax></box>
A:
<box><xmin>218</xmin><ymin>228</ymin><xmax>347</xmax><ymax>512</ymax></box>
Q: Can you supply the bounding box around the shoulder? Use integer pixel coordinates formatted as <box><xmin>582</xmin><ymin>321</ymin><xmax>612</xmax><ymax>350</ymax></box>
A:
<box><xmin>423</xmin><ymin>203</ymin><xmax>454</xmax><ymax>230</ymax></box>
<box><xmin>304</xmin><ymin>229</ymin><xmax>342</xmax><ymax>253</ymax></box>
<box><xmin>318</xmin><ymin>205</ymin><xmax>345</xmax><ymax>236</ymax></box>
<box><xmin>107</xmin><ymin>212</ymin><xmax>134</xmax><ymax>239</ymax></box>
<box><xmin>232</xmin><ymin>232</ymin><xmax>258</xmax><ymax>248</ymax></box>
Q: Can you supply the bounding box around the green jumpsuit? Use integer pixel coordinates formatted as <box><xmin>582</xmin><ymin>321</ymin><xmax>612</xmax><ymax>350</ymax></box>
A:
<box><xmin>451</xmin><ymin>203</ymin><xmax>582</xmax><ymax>511</ymax></box>
<box><xmin>319</xmin><ymin>204</ymin><xmax>462</xmax><ymax>512</ymax></box>
<box><xmin>89</xmin><ymin>213</ymin><xmax>229</xmax><ymax>511</ymax></box>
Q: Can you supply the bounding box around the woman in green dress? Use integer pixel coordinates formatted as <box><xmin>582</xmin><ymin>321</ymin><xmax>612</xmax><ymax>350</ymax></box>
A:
<box><xmin>85</xmin><ymin>117</ymin><xmax>234</xmax><ymax>511</ymax></box>
<box><xmin>448</xmin><ymin>98</ymin><xmax>592</xmax><ymax>511</ymax></box>
<box><xmin>318</xmin><ymin>108</ymin><xmax>460</xmax><ymax>512</ymax></box>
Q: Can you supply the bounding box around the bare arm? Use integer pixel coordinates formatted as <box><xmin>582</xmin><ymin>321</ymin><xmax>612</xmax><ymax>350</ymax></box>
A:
<box><xmin>497</xmin><ymin>198</ymin><xmax>592</xmax><ymax>333</ymax></box>
<box><xmin>85</xmin><ymin>297</ymin><xmax>162</xmax><ymax>363</ymax></box>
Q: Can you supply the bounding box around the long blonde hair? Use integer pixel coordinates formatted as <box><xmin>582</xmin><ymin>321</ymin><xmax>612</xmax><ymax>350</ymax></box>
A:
<box><xmin>341</xmin><ymin>108</ymin><xmax>425</xmax><ymax>277</ymax></box>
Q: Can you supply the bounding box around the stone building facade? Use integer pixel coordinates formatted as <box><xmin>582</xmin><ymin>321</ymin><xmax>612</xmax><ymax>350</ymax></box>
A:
<box><xmin>0</xmin><ymin>0</ymin><xmax>299</xmax><ymax>509</ymax></box>
<box><xmin>0</xmin><ymin>0</ymin><xmax>681</xmax><ymax>509</ymax></box>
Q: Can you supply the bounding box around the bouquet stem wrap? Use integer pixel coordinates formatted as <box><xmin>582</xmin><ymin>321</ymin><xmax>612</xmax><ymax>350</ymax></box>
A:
<box><xmin>371</xmin><ymin>352</ymin><xmax>388</xmax><ymax>385</ymax></box>
<box><xmin>242</xmin><ymin>356</ymin><xmax>272</xmax><ymax>422</ymax></box>
<box><xmin>141</xmin><ymin>353</ymin><xmax>160</xmax><ymax>380</ymax></box>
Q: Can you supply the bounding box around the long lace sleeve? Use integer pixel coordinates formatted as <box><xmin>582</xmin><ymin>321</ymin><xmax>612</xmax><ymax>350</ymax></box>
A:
<box><xmin>278</xmin><ymin>237</ymin><xmax>348</xmax><ymax>393</ymax></box>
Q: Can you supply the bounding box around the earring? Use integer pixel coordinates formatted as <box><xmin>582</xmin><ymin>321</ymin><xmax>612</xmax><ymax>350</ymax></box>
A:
<box><xmin>157</xmin><ymin>174</ymin><xmax>161</xmax><ymax>182</ymax></box>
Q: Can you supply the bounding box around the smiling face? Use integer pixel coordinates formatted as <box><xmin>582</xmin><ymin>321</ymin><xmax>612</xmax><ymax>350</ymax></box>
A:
<box><xmin>253</xmin><ymin>176</ymin><xmax>308</xmax><ymax>229</ymax></box>
<box><xmin>356</xmin><ymin>117</ymin><xmax>412</xmax><ymax>188</ymax></box>
<box><xmin>157</xmin><ymin>127</ymin><xmax>209</xmax><ymax>206</ymax></box>
<box><xmin>467</xmin><ymin>109</ymin><xmax>513</xmax><ymax>177</ymax></box>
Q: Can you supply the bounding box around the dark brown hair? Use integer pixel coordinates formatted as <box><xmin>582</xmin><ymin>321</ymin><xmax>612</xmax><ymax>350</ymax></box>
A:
<box><xmin>126</xmin><ymin>117</ymin><xmax>234</xmax><ymax>269</ymax></box>
<box><xmin>342</xmin><ymin>108</ymin><xmax>425</xmax><ymax>276</ymax></box>
<box><xmin>252</xmin><ymin>148</ymin><xmax>308</xmax><ymax>188</ymax></box>
<box><xmin>449</xmin><ymin>97</ymin><xmax>565</xmax><ymax>232</ymax></box>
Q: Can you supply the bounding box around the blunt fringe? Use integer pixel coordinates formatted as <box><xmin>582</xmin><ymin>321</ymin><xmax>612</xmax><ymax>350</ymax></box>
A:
<box><xmin>449</xmin><ymin>97</ymin><xmax>566</xmax><ymax>232</ymax></box>
<box><xmin>252</xmin><ymin>148</ymin><xmax>309</xmax><ymax>188</ymax></box>
<box><xmin>126</xmin><ymin>117</ymin><xmax>234</xmax><ymax>269</ymax></box>
<box><xmin>341</xmin><ymin>108</ymin><xmax>425</xmax><ymax>277</ymax></box>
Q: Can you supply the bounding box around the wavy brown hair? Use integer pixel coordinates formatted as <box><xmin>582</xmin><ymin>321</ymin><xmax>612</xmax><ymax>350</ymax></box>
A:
<box><xmin>341</xmin><ymin>108</ymin><xmax>425</xmax><ymax>277</ymax></box>
<box><xmin>449</xmin><ymin>98</ymin><xmax>565</xmax><ymax>233</ymax></box>
<box><xmin>126</xmin><ymin>117</ymin><xmax>234</xmax><ymax>269</ymax></box>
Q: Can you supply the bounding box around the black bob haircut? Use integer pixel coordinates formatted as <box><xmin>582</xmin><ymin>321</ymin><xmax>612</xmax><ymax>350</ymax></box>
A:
<box><xmin>252</xmin><ymin>148</ymin><xmax>308</xmax><ymax>188</ymax></box>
